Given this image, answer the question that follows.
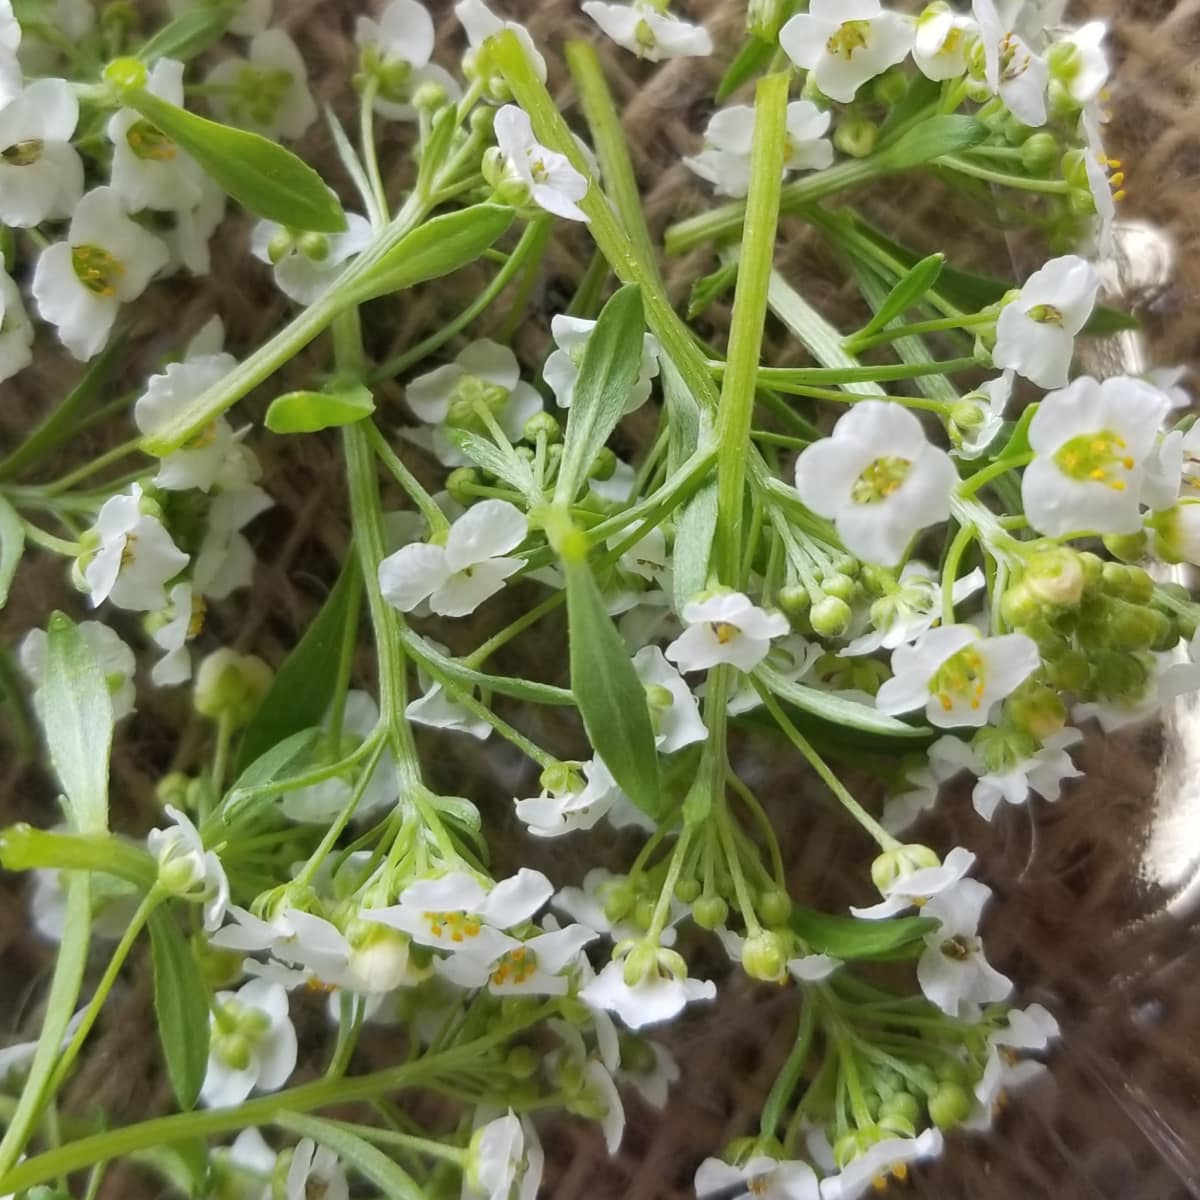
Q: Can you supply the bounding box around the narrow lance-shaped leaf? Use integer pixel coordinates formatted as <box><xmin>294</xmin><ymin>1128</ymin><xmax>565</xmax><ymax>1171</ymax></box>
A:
<box><xmin>136</xmin><ymin>7</ymin><xmax>234</xmax><ymax>63</ymax></box>
<box><xmin>848</xmin><ymin>253</ymin><xmax>945</xmax><ymax>343</ymax></box>
<box><xmin>448</xmin><ymin>429</ymin><xmax>535</xmax><ymax>498</ymax></box>
<box><xmin>791</xmin><ymin>906</ymin><xmax>937</xmax><ymax>960</ymax></box>
<box><xmin>148</xmin><ymin>910</ymin><xmax>211</xmax><ymax>1110</ymax></box>
<box><xmin>673</xmin><ymin>481</ymin><xmax>718</xmax><ymax>613</ymax></box>
<box><xmin>757</xmin><ymin>666</ymin><xmax>931</xmax><ymax>742</ymax></box>
<box><xmin>875</xmin><ymin>115</ymin><xmax>988</xmax><ymax>171</ymax></box>
<box><xmin>265</xmin><ymin>382</ymin><xmax>375</xmax><ymax>435</ymax></box>
<box><xmin>104</xmin><ymin>59</ymin><xmax>347</xmax><ymax>233</ymax></box>
<box><xmin>0</xmin><ymin>494</ymin><xmax>23</xmax><ymax>609</ymax></box>
<box><xmin>42</xmin><ymin>612</ymin><xmax>113</xmax><ymax>833</ymax></box>
<box><xmin>565</xmin><ymin>558</ymin><xmax>661</xmax><ymax>817</ymax></box>
<box><xmin>555</xmin><ymin>284</ymin><xmax>646</xmax><ymax>504</ymax></box>
<box><xmin>275</xmin><ymin>1114</ymin><xmax>425</xmax><ymax>1200</ymax></box>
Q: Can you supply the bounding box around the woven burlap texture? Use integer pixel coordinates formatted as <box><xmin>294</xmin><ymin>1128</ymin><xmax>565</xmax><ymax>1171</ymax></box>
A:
<box><xmin>2</xmin><ymin>1</ymin><xmax>1200</xmax><ymax>1197</ymax></box>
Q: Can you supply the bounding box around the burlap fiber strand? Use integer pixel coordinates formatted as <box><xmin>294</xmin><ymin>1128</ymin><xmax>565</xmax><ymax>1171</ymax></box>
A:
<box><xmin>1</xmin><ymin>1</ymin><xmax>1199</xmax><ymax>1198</ymax></box>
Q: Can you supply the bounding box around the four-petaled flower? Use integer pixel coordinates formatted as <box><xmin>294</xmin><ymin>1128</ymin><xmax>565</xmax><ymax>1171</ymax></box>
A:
<box><xmin>493</xmin><ymin>105</ymin><xmax>589</xmax><ymax>221</ymax></box>
<box><xmin>582</xmin><ymin>1</ymin><xmax>712</xmax><ymax>62</ymax></box>
<box><xmin>0</xmin><ymin>75</ymin><xmax>82</xmax><ymax>227</ymax></box>
<box><xmin>972</xmin><ymin>0</ymin><xmax>1048</xmax><ymax>127</ymax></box>
<box><xmin>666</xmin><ymin>592</ymin><xmax>790</xmax><ymax>673</ymax></box>
<box><xmin>544</xmin><ymin>313</ymin><xmax>661</xmax><ymax>411</ymax></box>
<box><xmin>696</xmin><ymin>1155</ymin><xmax>821</xmax><ymax>1200</ymax></box>
<box><xmin>355</xmin><ymin>0</ymin><xmax>462</xmax><ymax>121</ymax></box>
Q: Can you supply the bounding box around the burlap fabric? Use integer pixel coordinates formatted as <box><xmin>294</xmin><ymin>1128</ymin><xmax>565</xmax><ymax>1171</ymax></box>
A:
<box><xmin>2</xmin><ymin>1</ymin><xmax>1199</xmax><ymax>1197</ymax></box>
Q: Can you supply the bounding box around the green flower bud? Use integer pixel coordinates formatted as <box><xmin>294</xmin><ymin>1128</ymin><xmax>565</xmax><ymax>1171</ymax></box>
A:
<box><xmin>777</xmin><ymin>584</ymin><xmax>813</xmax><ymax>619</ymax></box>
<box><xmin>871</xmin><ymin>843</ymin><xmax>939</xmax><ymax>894</ymax></box>
<box><xmin>1005</xmin><ymin>681</ymin><xmax>1066</xmax><ymax>739</ymax></box>
<box><xmin>950</xmin><ymin>398</ymin><xmax>988</xmax><ymax>430</ymax></box>
<box><xmin>523</xmin><ymin>410</ymin><xmax>561</xmax><ymax>443</ymax></box>
<box><xmin>506</xmin><ymin>1045</ymin><xmax>540</xmax><ymax>1080</ymax></box>
<box><xmin>810</xmin><ymin>595</ymin><xmax>852</xmax><ymax>638</ymax></box>
<box><xmin>445</xmin><ymin>467</ymin><xmax>480</xmax><ymax>505</ymax></box>
<box><xmin>964</xmin><ymin>76</ymin><xmax>993</xmax><ymax>103</ymax></box>
<box><xmin>1102</xmin><ymin>530</ymin><xmax>1148</xmax><ymax>563</ymax></box>
<box><xmin>973</xmin><ymin>725</ymin><xmax>1038</xmax><ymax>775</ymax></box>
<box><xmin>603</xmin><ymin>881</ymin><xmax>636</xmax><ymax>924</ymax></box>
<box><xmin>878</xmin><ymin>1112</ymin><xmax>917</xmax><ymax>1137</ymax></box>
<box><xmin>1020</xmin><ymin>131</ymin><xmax>1060</xmax><ymax>174</ymax></box>
<box><xmin>412</xmin><ymin>80</ymin><xmax>449</xmax><ymax>111</ymax></box>
<box><xmin>297</xmin><ymin>232</ymin><xmax>331</xmax><ymax>263</ymax></box>
<box><xmin>1024</xmin><ymin>547</ymin><xmax>1085</xmax><ymax>608</ymax></box>
<box><xmin>674</xmin><ymin>877</ymin><xmax>701</xmax><ymax>904</ymax></box>
<box><xmin>218</xmin><ymin>1032</ymin><xmax>253</xmax><ymax>1072</ymax></box>
<box><xmin>757</xmin><ymin>889</ymin><xmax>792</xmax><ymax>926</ymax></box>
<box><xmin>633</xmin><ymin>897</ymin><xmax>655</xmax><ymax>930</ymax></box>
<box><xmin>746</xmin><ymin>0</ymin><xmax>789</xmax><ymax>38</ymax></box>
<box><xmin>1046</xmin><ymin>647</ymin><xmax>1089</xmax><ymax>691</ymax></box>
<box><xmin>929</xmin><ymin>1082</ymin><xmax>972</xmax><ymax>1129</ymax></box>
<box><xmin>821</xmin><ymin>572</ymin><xmax>856</xmax><ymax>602</ymax></box>
<box><xmin>1000</xmin><ymin>581</ymin><xmax>1040</xmax><ymax>628</ymax></box>
<box><xmin>1089</xmin><ymin>649</ymin><xmax>1151</xmax><ymax>701</ymax></box>
<box><xmin>834</xmin><ymin>116</ymin><xmax>879</xmax><ymax>159</ymax></box>
<box><xmin>833</xmin><ymin>554</ymin><xmax>860</xmax><ymax>577</ymax></box>
<box><xmin>540</xmin><ymin>760</ymin><xmax>583</xmax><ymax>795</ymax></box>
<box><xmin>267</xmin><ymin>227</ymin><xmax>295</xmax><ymax>265</ymax></box>
<box><xmin>879</xmin><ymin>1090</ymin><xmax>922</xmax><ymax>1124</ymax></box>
<box><xmin>193</xmin><ymin>649</ymin><xmax>273</xmax><ymax>727</ymax></box>
<box><xmin>590</xmin><ymin>446</ymin><xmax>618</xmax><ymax>481</ymax></box>
<box><xmin>156</xmin><ymin>771</ymin><xmax>192</xmax><ymax>812</ymax></box>
<box><xmin>1078</xmin><ymin>551</ymin><xmax>1104</xmax><ymax>589</ymax></box>
<box><xmin>872</xmin><ymin>67</ymin><xmax>909</xmax><ymax>106</ymax></box>
<box><xmin>741</xmin><ymin>930</ymin><xmax>788</xmax><ymax>982</ymax></box>
<box><xmin>692</xmin><ymin>894</ymin><xmax>728</xmax><ymax>929</ymax></box>
<box><xmin>1061</xmin><ymin>147</ymin><xmax>1089</xmax><ymax>189</ymax></box>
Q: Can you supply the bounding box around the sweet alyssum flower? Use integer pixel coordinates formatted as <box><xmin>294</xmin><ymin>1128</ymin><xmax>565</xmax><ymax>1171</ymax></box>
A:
<box><xmin>250</xmin><ymin>212</ymin><xmax>374</xmax><ymax>305</ymax></box>
<box><xmin>464</xmin><ymin>1112</ymin><xmax>543</xmax><ymax>1200</ymax></box>
<box><xmin>492</xmin><ymin>104</ymin><xmax>589</xmax><ymax>221</ymax></box>
<box><xmin>356</xmin><ymin>0</ymin><xmax>461</xmax><ymax>121</ymax></box>
<box><xmin>107</xmin><ymin>58</ymin><xmax>205</xmax><ymax>213</ymax></box>
<box><xmin>455</xmin><ymin>0</ymin><xmax>547</xmax><ymax>85</ymax></box>
<box><xmin>581</xmin><ymin>949</ymin><xmax>716</xmax><ymax>1030</ymax></box>
<box><xmin>695</xmin><ymin>1155</ymin><xmax>820</xmax><ymax>1200</ymax></box>
<box><xmin>968</xmin><ymin>1003</ymin><xmax>1060</xmax><ymax>1129</ymax></box>
<box><xmin>666</xmin><ymin>591</ymin><xmax>790</xmax><ymax>673</ymax></box>
<box><xmin>192</xmin><ymin>473</ymin><xmax>274</xmax><ymax>601</ymax></box>
<box><xmin>32</xmin><ymin>186</ymin><xmax>170</xmax><ymax>360</ymax></box>
<box><xmin>0</xmin><ymin>267</ymin><xmax>33</xmax><ymax>382</ymax></box>
<box><xmin>821</xmin><ymin>1129</ymin><xmax>943</xmax><ymax>1200</ymax></box>
<box><xmin>876</xmin><ymin>624</ymin><xmax>1040</xmax><ymax>729</ymax></box>
<box><xmin>378</xmin><ymin>499</ymin><xmax>528</xmax><ymax>618</ymax></box>
<box><xmin>200</xmin><ymin>979</ymin><xmax>297</xmax><ymax>1109</ymax></box>
<box><xmin>853</xmin><ymin>843</ymin><xmax>975</xmax><ymax>919</ymax></box>
<box><xmin>952</xmin><ymin>371</ymin><xmax>1013</xmax><ymax>460</ymax></box>
<box><xmin>554</xmin><ymin>868</ymin><xmax>681</xmax><ymax>947</ymax></box>
<box><xmin>437</xmin><ymin>919</ymin><xmax>597</xmax><ymax>995</ymax></box>
<box><xmin>780</xmin><ymin>0</ymin><xmax>914</xmax><ymax>104</ymax></box>
<box><xmin>1022</xmin><ymin>374</ymin><xmax>1170</xmax><ymax>537</ymax></box>
<box><xmin>148</xmin><ymin>805</ymin><xmax>229</xmax><ymax>931</ymax></box>
<box><xmin>992</xmin><ymin>254</ymin><xmax>1099</xmax><ymax>389</ymax></box>
<box><xmin>581</xmin><ymin>1</ymin><xmax>712</xmax><ymax>62</ymax></box>
<box><xmin>150</xmin><ymin>581</ymin><xmax>201</xmax><ymax>687</ymax></box>
<box><xmin>916</xmin><ymin>878</ymin><xmax>1012</xmax><ymax>1018</ymax></box>
<box><xmin>0</xmin><ymin>75</ymin><xmax>82</xmax><ymax>227</ymax></box>
<box><xmin>514</xmin><ymin>756</ymin><xmax>624</xmax><ymax>838</ymax></box>
<box><xmin>1054</xmin><ymin>21</ymin><xmax>1109</xmax><ymax>106</ymax></box>
<box><xmin>685</xmin><ymin>100</ymin><xmax>833</xmax><ymax>199</ymax></box>
<box><xmin>971</xmin><ymin>0</ymin><xmax>1048</xmax><ymax>127</ymax></box>
<box><xmin>544</xmin><ymin>314</ymin><xmax>661</xmax><ymax>411</ymax></box>
<box><xmin>286</xmin><ymin>1139</ymin><xmax>348</xmax><ymax>1200</ymax></box>
<box><xmin>913</xmin><ymin>3</ymin><xmax>976</xmax><ymax>81</ymax></box>
<box><xmin>633</xmin><ymin>645</ymin><xmax>706</xmax><ymax>753</ymax></box>
<box><xmin>83</xmin><ymin>483</ymin><xmax>189</xmax><ymax>612</ymax></box>
<box><xmin>205</xmin><ymin>29</ymin><xmax>317</xmax><ymax>141</ymax></box>
<box><xmin>20</xmin><ymin>620</ymin><xmax>136</xmax><ymax>720</ymax></box>
<box><xmin>794</xmin><ymin>401</ymin><xmax>957</xmax><ymax>568</ymax></box>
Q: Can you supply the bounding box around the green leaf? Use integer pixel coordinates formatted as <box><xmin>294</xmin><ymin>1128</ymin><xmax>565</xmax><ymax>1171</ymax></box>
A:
<box><xmin>221</xmin><ymin>726</ymin><xmax>325</xmax><ymax>823</ymax></box>
<box><xmin>875</xmin><ymin>115</ymin><xmax>988</xmax><ymax>171</ymax></box>
<box><xmin>356</xmin><ymin>204</ymin><xmax>515</xmax><ymax>301</ymax></box>
<box><xmin>791</xmin><ymin>906</ymin><xmax>936</xmax><ymax>960</ymax></box>
<box><xmin>566</xmin><ymin>559</ymin><xmax>660</xmax><ymax>816</ymax></box>
<box><xmin>115</xmin><ymin>84</ymin><xmax>346</xmax><ymax>233</ymax></box>
<box><xmin>235</xmin><ymin>559</ymin><xmax>360</xmax><ymax>773</ymax></box>
<box><xmin>662</xmin><ymin>357</ymin><xmax>702</xmax><ymax>474</ymax></box>
<box><xmin>850</xmin><ymin>253</ymin><xmax>945</xmax><ymax>342</ymax></box>
<box><xmin>672</xmin><ymin>481</ymin><xmax>717</xmax><ymax>612</ymax></box>
<box><xmin>555</xmin><ymin>284</ymin><xmax>646</xmax><ymax>504</ymax></box>
<box><xmin>0</xmin><ymin>494</ymin><xmax>23</xmax><ymax>609</ymax></box>
<box><xmin>687</xmin><ymin>258</ymin><xmax>739</xmax><ymax>320</ymax></box>
<box><xmin>448</xmin><ymin>430</ymin><xmax>535</xmax><ymax>497</ymax></box>
<box><xmin>265</xmin><ymin>382</ymin><xmax>375</xmax><ymax>434</ymax></box>
<box><xmin>148</xmin><ymin>910</ymin><xmax>210</xmax><ymax>1110</ymax></box>
<box><xmin>275</xmin><ymin>1115</ymin><xmax>425</xmax><ymax>1200</ymax></box>
<box><xmin>715</xmin><ymin>35</ymin><xmax>776</xmax><ymax>103</ymax></box>
<box><xmin>41</xmin><ymin>613</ymin><xmax>113</xmax><ymax>833</ymax></box>
<box><xmin>137</xmin><ymin>7</ymin><xmax>233</xmax><ymax>63</ymax></box>
<box><xmin>875</xmin><ymin>74</ymin><xmax>941</xmax><ymax>145</ymax></box>
<box><xmin>757</xmin><ymin>666</ymin><xmax>930</xmax><ymax>742</ymax></box>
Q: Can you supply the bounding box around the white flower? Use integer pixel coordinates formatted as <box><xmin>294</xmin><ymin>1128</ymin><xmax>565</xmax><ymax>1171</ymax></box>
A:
<box><xmin>780</xmin><ymin>0</ymin><xmax>914</xmax><ymax>104</ymax></box>
<box><xmin>580</xmin><ymin>956</ymin><xmax>716</xmax><ymax>1031</ymax></box>
<box><xmin>954</xmin><ymin>372</ymin><xmax>1012</xmax><ymax>460</ymax></box>
<box><xmin>842</xmin><ymin>563</ymin><xmax>985</xmax><ymax>657</ymax></box>
<box><xmin>794</xmin><ymin>402</ymin><xmax>957</xmax><ymax>568</ymax></box>
<box><xmin>992</xmin><ymin>254</ymin><xmax>1099</xmax><ymax>388</ymax></box>
<box><xmin>852</xmin><ymin>844</ymin><xmax>975</xmax><ymax>919</ymax></box>
<box><xmin>685</xmin><ymin>100</ymin><xmax>834</xmax><ymax>199</ymax></box>
<box><xmin>553</xmin><ymin>868</ymin><xmax>680</xmax><ymax>947</ymax></box>
<box><xmin>282</xmin><ymin>691</ymin><xmax>397</xmax><ymax>823</ymax></box>
<box><xmin>29</xmin><ymin>861</ymin><xmax>140</xmax><ymax>944</ymax></box>
<box><xmin>455</xmin><ymin>0</ymin><xmax>547</xmax><ymax>83</ymax></box>
<box><xmin>880</xmin><ymin>762</ymin><xmax>942</xmax><ymax>834</ymax></box>
<box><xmin>465</xmin><ymin>1112</ymin><xmax>543</xmax><ymax>1200</ymax></box>
<box><xmin>365</xmin><ymin>868</ymin><xmax>552</xmax><ymax>973</ymax></box>
<box><xmin>0</xmin><ymin>267</ymin><xmax>33</xmax><ymax>382</ymax></box>
<box><xmin>0</xmin><ymin>0</ymin><xmax>18</xmax><ymax>54</ymax></box>
<box><xmin>968</xmin><ymin>1003</ymin><xmax>1059</xmax><ymax>1128</ymax></box>
<box><xmin>107</xmin><ymin>59</ymin><xmax>205</xmax><ymax>212</ymax></box>
<box><xmin>20</xmin><ymin>620</ymin><xmax>136</xmax><ymax>721</ymax></box>
<box><xmin>151</xmin><ymin>582</ymin><xmax>201</xmax><ymax>687</ymax></box>
<box><xmin>225</xmin><ymin>1127</ymin><xmax>277</xmax><ymax>1200</ymax></box>
<box><xmin>404</xmin><ymin>338</ymin><xmax>543</xmax><ymax>467</ymax></box>
<box><xmin>356</xmin><ymin>0</ymin><xmax>461</xmax><ymax>120</ymax></box>
<box><xmin>32</xmin><ymin>187</ymin><xmax>169</xmax><ymax>360</ymax></box>
<box><xmin>134</xmin><ymin>322</ymin><xmax>238</xmax><ymax>493</ymax></box>
<box><xmin>205</xmin><ymin>30</ymin><xmax>317</xmax><ymax>140</ymax></box>
<box><xmin>544</xmin><ymin>313</ymin><xmax>661</xmax><ymax>411</ymax></box>
<box><xmin>931</xmin><ymin>728</ymin><xmax>1083</xmax><ymax>821</ymax></box>
<box><xmin>438</xmin><ymin>921</ymin><xmax>597</xmax><ymax>995</ymax></box>
<box><xmin>493</xmin><ymin>105</ymin><xmax>588</xmax><ymax>222</ymax></box>
<box><xmin>696</xmin><ymin>1156</ymin><xmax>820</xmax><ymax>1200</ymax></box>
<box><xmin>581</xmin><ymin>1</ymin><xmax>712</xmax><ymax>62</ymax></box>
<box><xmin>618</xmin><ymin>1039</ymin><xmax>679</xmax><ymax>1108</ymax></box>
<box><xmin>250</xmin><ymin>213</ymin><xmax>373</xmax><ymax>305</ymax></box>
<box><xmin>1022</xmin><ymin>375</ymin><xmax>1169</xmax><ymax>537</ymax></box>
<box><xmin>515</xmin><ymin>757</ymin><xmax>625</xmax><ymax>838</ymax></box>
<box><xmin>0</xmin><ymin>77</ymin><xmax>82</xmax><ymax>226</ymax></box>
<box><xmin>787</xmin><ymin>952</ymin><xmax>842</xmax><ymax>982</ymax></box>
<box><xmin>168</xmin><ymin>0</ymin><xmax>271</xmax><ymax>37</ymax></box>
<box><xmin>875</xmin><ymin>624</ymin><xmax>1040</xmax><ymax>729</ymax></box>
<box><xmin>147</xmin><ymin>804</ymin><xmax>229</xmax><ymax>931</ymax></box>
<box><xmin>406</xmin><ymin>680</ymin><xmax>491</xmax><ymax>739</ymax></box>
<box><xmin>286</xmin><ymin>1140</ymin><xmax>347</xmax><ymax>1200</ymax></box>
<box><xmin>200</xmin><ymin>979</ymin><xmax>297</xmax><ymax>1108</ymax></box>
<box><xmin>916</xmin><ymin>878</ymin><xmax>1012</xmax><ymax>1018</ymax></box>
<box><xmin>632</xmin><ymin>645</ymin><xmax>705</xmax><ymax>753</ymax></box>
<box><xmin>1057</xmin><ymin>22</ymin><xmax>1108</xmax><ymax>105</ymax></box>
<box><xmin>378</xmin><ymin>499</ymin><xmax>527</xmax><ymax>617</ymax></box>
<box><xmin>913</xmin><ymin>5</ymin><xmax>977</xmax><ymax>81</ymax></box>
<box><xmin>820</xmin><ymin>1129</ymin><xmax>943</xmax><ymax>1200</ymax></box>
<box><xmin>84</xmin><ymin>483</ymin><xmax>189</xmax><ymax>611</ymax></box>
<box><xmin>164</xmin><ymin>177</ymin><xmax>227</xmax><ymax>277</ymax></box>
<box><xmin>666</xmin><ymin>592</ymin><xmax>789</xmax><ymax>673</ymax></box>
<box><xmin>972</xmin><ymin>0</ymin><xmax>1048</xmax><ymax>127</ymax></box>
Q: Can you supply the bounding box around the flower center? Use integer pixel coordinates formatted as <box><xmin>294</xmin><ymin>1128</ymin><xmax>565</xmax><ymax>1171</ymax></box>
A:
<box><xmin>998</xmin><ymin>32</ymin><xmax>1033</xmax><ymax>81</ymax></box>
<box><xmin>851</xmin><ymin>455</ymin><xmax>912</xmax><ymax>504</ymax></box>
<box><xmin>709</xmin><ymin>620</ymin><xmax>741</xmax><ymax>645</ymax></box>
<box><xmin>119</xmin><ymin>532</ymin><xmax>138</xmax><ymax>567</ymax></box>
<box><xmin>1053</xmin><ymin>429</ymin><xmax>1135</xmax><ymax>491</ymax></box>
<box><xmin>634</xmin><ymin>18</ymin><xmax>658</xmax><ymax>51</ymax></box>
<box><xmin>929</xmin><ymin>645</ymin><xmax>987</xmax><ymax>712</ymax></box>
<box><xmin>423</xmin><ymin>910</ymin><xmax>482</xmax><ymax>942</ymax></box>
<box><xmin>872</xmin><ymin>1163</ymin><xmax>909</xmax><ymax>1191</ymax></box>
<box><xmin>2</xmin><ymin>138</ymin><xmax>44</xmax><ymax>166</ymax></box>
<box><xmin>446</xmin><ymin>375</ymin><xmax>509</xmax><ymax>429</ymax></box>
<box><xmin>188</xmin><ymin>594</ymin><xmax>208</xmax><ymax>639</ymax></box>
<box><xmin>1026</xmin><ymin>302</ymin><xmax>1064</xmax><ymax>325</ymax></box>
<box><xmin>827</xmin><ymin>19</ymin><xmax>871</xmax><ymax>58</ymax></box>
<box><xmin>940</xmin><ymin>934</ymin><xmax>974</xmax><ymax>961</ymax></box>
<box><xmin>126</xmin><ymin>118</ymin><xmax>177</xmax><ymax>162</ymax></box>
<box><xmin>72</xmin><ymin>244</ymin><xmax>125</xmax><ymax>296</ymax></box>
<box><xmin>490</xmin><ymin>945</ymin><xmax>538</xmax><ymax>986</ymax></box>
<box><xmin>227</xmin><ymin>65</ymin><xmax>294</xmax><ymax>126</ymax></box>
<box><xmin>747</xmin><ymin>1177</ymin><xmax>772</xmax><ymax>1197</ymax></box>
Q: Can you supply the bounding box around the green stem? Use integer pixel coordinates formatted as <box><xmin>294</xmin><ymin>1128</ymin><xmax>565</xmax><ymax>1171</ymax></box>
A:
<box><xmin>958</xmin><ymin>452</ymin><xmax>1032</xmax><ymax>498</ymax></box>
<box><xmin>358</xmin><ymin>77</ymin><xmax>389</xmax><ymax>222</ymax></box>
<box><xmin>464</xmin><ymin>592</ymin><xmax>563</xmax><ymax>669</ymax></box>
<box><xmin>41</xmin><ymin>437</ymin><xmax>146</xmax><ymax>496</ymax></box>
<box><xmin>364</xmin><ymin>421</ymin><xmax>449</xmax><ymax>536</ymax></box>
<box><xmin>845</xmin><ymin>311</ymin><xmax>992</xmax><ymax>353</ymax></box>
<box><xmin>940</xmin><ymin>155</ymin><xmax>1072</xmax><ymax>193</ymax></box>
<box><xmin>941</xmin><ymin>522</ymin><xmax>977</xmax><ymax>627</ymax></box>
<box><xmin>749</xmin><ymin>357</ymin><xmax>980</xmax><ymax>389</ymax></box>
<box><xmin>319</xmin><ymin>1119</ymin><xmax>468</xmax><ymax>1166</ymax></box>
<box><xmin>760</xmin><ymin>999</ymin><xmax>817</xmax><ymax>1139</ymax></box>
<box><xmin>0</xmin><ymin>826</ymin><xmax>156</xmax><ymax>889</ymax></box>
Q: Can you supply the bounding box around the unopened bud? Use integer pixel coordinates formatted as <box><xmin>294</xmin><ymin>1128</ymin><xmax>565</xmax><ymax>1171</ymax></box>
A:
<box><xmin>267</xmin><ymin>228</ymin><xmax>295</xmax><ymax>265</ymax></box>
<box><xmin>1005</xmin><ymin>681</ymin><xmax>1066</xmax><ymax>739</ymax></box>
<box><xmin>602</xmin><ymin>881</ymin><xmax>636</xmax><ymax>924</ymax></box>
<box><xmin>1102</xmin><ymin>530</ymin><xmax>1148</xmax><ymax>563</ymax></box>
<box><xmin>523</xmin><ymin>410</ymin><xmax>561</xmax><ymax>443</ymax></box>
<box><xmin>929</xmin><ymin>1082</ymin><xmax>972</xmax><ymax>1129</ymax></box>
<box><xmin>674</xmin><ymin>877</ymin><xmax>701</xmax><ymax>904</ymax></box>
<box><xmin>692</xmin><ymin>894</ymin><xmax>728</xmax><ymax>930</ymax></box>
<box><xmin>834</xmin><ymin>116</ymin><xmax>878</xmax><ymax>159</ymax></box>
<box><xmin>1000</xmin><ymin>581</ymin><xmax>1040</xmax><ymax>628</ymax></box>
<box><xmin>1020</xmin><ymin>131</ymin><xmax>1060</xmax><ymax>174</ymax></box>
<box><xmin>872</xmin><ymin>67</ymin><xmax>909</xmax><ymax>107</ymax></box>
<box><xmin>297</xmin><ymin>232</ymin><xmax>331</xmax><ymax>262</ymax></box>
<box><xmin>590</xmin><ymin>447</ymin><xmax>618</xmax><ymax>482</ymax></box>
<box><xmin>810</xmin><ymin>595</ymin><xmax>852</xmax><ymax>637</ymax></box>
<box><xmin>777</xmin><ymin>584</ymin><xmax>812</xmax><ymax>619</ymax></box>
<box><xmin>1024</xmin><ymin>547</ymin><xmax>1085</xmax><ymax>608</ymax></box>
<box><xmin>870</xmin><ymin>843</ymin><xmax>939</xmax><ymax>895</ymax></box>
<box><xmin>741</xmin><ymin>930</ymin><xmax>788</xmax><ymax>982</ymax></box>
<box><xmin>821</xmin><ymin>572</ymin><xmax>856</xmax><ymax>602</ymax></box>
<box><xmin>193</xmin><ymin>649</ymin><xmax>272</xmax><ymax>726</ymax></box>
<box><xmin>757</xmin><ymin>889</ymin><xmax>792</xmax><ymax>926</ymax></box>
